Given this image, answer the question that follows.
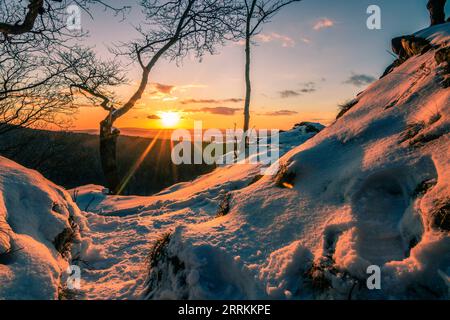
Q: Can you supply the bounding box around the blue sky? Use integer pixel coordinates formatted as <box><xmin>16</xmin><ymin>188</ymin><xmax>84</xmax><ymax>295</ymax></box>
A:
<box><xmin>75</xmin><ymin>0</ymin><xmax>449</xmax><ymax>129</ymax></box>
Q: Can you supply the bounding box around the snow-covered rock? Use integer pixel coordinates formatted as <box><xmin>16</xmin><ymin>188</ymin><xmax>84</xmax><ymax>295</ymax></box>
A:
<box><xmin>0</xmin><ymin>157</ymin><xmax>88</xmax><ymax>299</ymax></box>
<box><xmin>145</xmin><ymin>24</ymin><xmax>450</xmax><ymax>300</ymax></box>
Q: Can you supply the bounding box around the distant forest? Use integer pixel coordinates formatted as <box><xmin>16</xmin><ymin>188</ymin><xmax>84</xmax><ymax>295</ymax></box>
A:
<box><xmin>0</xmin><ymin>127</ymin><xmax>214</xmax><ymax>196</ymax></box>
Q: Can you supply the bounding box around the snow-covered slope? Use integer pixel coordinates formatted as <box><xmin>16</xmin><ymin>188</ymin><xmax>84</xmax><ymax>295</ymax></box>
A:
<box><xmin>0</xmin><ymin>157</ymin><xmax>93</xmax><ymax>299</ymax></box>
<box><xmin>69</xmin><ymin>122</ymin><xmax>323</xmax><ymax>299</ymax></box>
<box><xmin>141</xmin><ymin>25</ymin><xmax>450</xmax><ymax>300</ymax></box>
<box><xmin>0</xmin><ymin>25</ymin><xmax>448</xmax><ymax>301</ymax></box>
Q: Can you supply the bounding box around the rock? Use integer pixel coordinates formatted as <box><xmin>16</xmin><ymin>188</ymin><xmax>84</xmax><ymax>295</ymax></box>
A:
<box><xmin>384</xmin><ymin>36</ymin><xmax>432</xmax><ymax>77</ymax></box>
<box><xmin>392</xmin><ymin>36</ymin><xmax>431</xmax><ymax>60</ymax></box>
<box><xmin>402</xmin><ymin>36</ymin><xmax>432</xmax><ymax>56</ymax></box>
<box><xmin>427</xmin><ymin>0</ymin><xmax>447</xmax><ymax>26</ymax></box>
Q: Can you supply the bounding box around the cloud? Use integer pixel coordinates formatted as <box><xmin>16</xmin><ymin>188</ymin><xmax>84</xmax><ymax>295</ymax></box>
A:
<box><xmin>300</xmin><ymin>37</ymin><xmax>311</xmax><ymax>44</ymax></box>
<box><xmin>255</xmin><ymin>32</ymin><xmax>295</xmax><ymax>48</ymax></box>
<box><xmin>181</xmin><ymin>98</ymin><xmax>243</xmax><ymax>105</ymax></box>
<box><xmin>279</xmin><ymin>90</ymin><xmax>301</xmax><ymax>98</ymax></box>
<box><xmin>145</xmin><ymin>82</ymin><xmax>177</xmax><ymax>101</ymax></box>
<box><xmin>299</xmin><ymin>81</ymin><xmax>317</xmax><ymax>93</ymax></box>
<box><xmin>261</xmin><ymin>110</ymin><xmax>298</xmax><ymax>116</ymax></box>
<box><xmin>344</xmin><ymin>73</ymin><xmax>376</xmax><ymax>87</ymax></box>
<box><xmin>279</xmin><ymin>82</ymin><xmax>317</xmax><ymax>98</ymax></box>
<box><xmin>184</xmin><ymin>106</ymin><xmax>241</xmax><ymax>115</ymax></box>
<box><xmin>152</xmin><ymin>83</ymin><xmax>175</xmax><ymax>94</ymax></box>
<box><xmin>313</xmin><ymin>18</ymin><xmax>335</xmax><ymax>30</ymax></box>
<box><xmin>147</xmin><ymin>114</ymin><xmax>161</xmax><ymax>120</ymax></box>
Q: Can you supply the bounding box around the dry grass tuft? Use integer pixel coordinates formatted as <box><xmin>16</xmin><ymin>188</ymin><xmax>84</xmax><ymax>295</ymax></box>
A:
<box><xmin>275</xmin><ymin>164</ymin><xmax>296</xmax><ymax>189</ymax></box>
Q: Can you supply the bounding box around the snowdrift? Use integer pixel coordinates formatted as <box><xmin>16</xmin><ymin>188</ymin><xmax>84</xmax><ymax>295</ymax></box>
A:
<box><xmin>144</xmin><ymin>25</ymin><xmax>450</xmax><ymax>300</ymax></box>
<box><xmin>0</xmin><ymin>157</ymin><xmax>88</xmax><ymax>299</ymax></box>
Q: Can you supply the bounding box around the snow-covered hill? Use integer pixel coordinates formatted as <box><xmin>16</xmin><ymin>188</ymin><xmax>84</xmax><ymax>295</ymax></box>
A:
<box><xmin>140</xmin><ymin>24</ymin><xmax>450</xmax><ymax>300</ymax></box>
<box><xmin>0</xmin><ymin>24</ymin><xmax>448</xmax><ymax>300</ymax></box>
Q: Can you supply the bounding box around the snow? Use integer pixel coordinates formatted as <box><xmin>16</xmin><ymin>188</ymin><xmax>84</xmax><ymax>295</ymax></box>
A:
<box><xmin>67</xmin><ymin>122</ymin><xmax>323</xmax><ymax>299</ymax></box>
<box><xmin>137</xmin><ymin>25</ymin><xmax>449</xmax><ymax>300</ymax></box>
<box><xmin>0</xmin><ymin>25</ymin><xmax>448</xmax><ymax>300</ymax></box>
<box><xmin>0</xmin><ymin>157</ymin><xmax>88</xmax><ymax>299</ymax></box>
<box><xmin>415</xmin><ymin>22</ymin><xmax>450</xmax><ymax>45</ymax></box>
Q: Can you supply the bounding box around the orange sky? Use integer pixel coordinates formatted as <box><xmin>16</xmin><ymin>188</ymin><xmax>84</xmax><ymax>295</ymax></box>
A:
<box><xmin>69</xmin><ymin>0</ymin><xmax>439</xmax><ymax>132</ymax></box>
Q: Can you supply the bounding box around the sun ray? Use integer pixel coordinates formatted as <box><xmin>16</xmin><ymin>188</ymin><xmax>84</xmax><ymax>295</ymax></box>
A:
<box><xmin>116</xmin><ymin>130</ymin><xmax>163</xmax><ymax>195</ymax></box>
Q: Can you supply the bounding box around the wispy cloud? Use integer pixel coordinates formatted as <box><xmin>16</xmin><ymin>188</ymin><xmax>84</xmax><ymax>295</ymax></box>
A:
<box><xmin>237</xmin><ymin>33</ymin><xmax>294</xmax><ymax>47</ymax></box>
<box><xmin>181</xmin><ymin>98</ymin><xmax>243</xmax><ymax>105</ymax></box>
<box><xmin>184</xmin><ymin>106</ymin><xmax>242</xmax><ymax>115</ymax></box>
<box><xmin>143</xmin><ymin>82</ymin><xmax>178</xmax><ymax>102</ymax></box>
<box><xmin>344</xmin><ymin>73</ymin><xmax>376</xmax><ymax>87</ymax></box>
<box><xmin>147</xmin><ymin>114</ymin><xmax>161</xmax><ymax>120</ymax></box>
<box><xmin>254</xmin><ymin>32</ymin><xmax>295</xmax><ymax>48</ymax></box>
<box><xmin>280</xmin><ymin>90</ymin><xmax>301</xmax><ymax>98</ymax></box>
<box><xmin>299</xmin><ymin>82</ymin><xmax>317</xmax><ymax>93</ymax></box>
<box><xmin>144</xmin><ymin>83</ymin><xmax>207</xmax><ymax>102</ymax></box>
<box><xmin>300</xmin><ymin>37</ymin><xmax>311</xmax><ymax>44</ymax></box>
<box><xmin>152</xmin><ymin>83</ymin><xmax>175</xmax><ymax>94</ymax></box>
<box><xmin>260</xmin><ymin>110</ymin><xmax>298</xmax><ymax>116</ymax></box>
<box><xmin>313</xmin><ymin>18</ymin><xmax>335</xmax><ymax>31</ymax></box>
<box><xmin>279</xmin><ymin>82</ymin><xmax>317</xmax><ymax>98</ymax></box>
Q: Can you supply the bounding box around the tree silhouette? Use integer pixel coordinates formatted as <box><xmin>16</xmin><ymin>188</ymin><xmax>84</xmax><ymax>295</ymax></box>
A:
<box><xmin>75</xmin><ymin>0</ymin><xmax>240</xmax><ymax>194</ymax></box>
<box><xmin>0</xmin><ymin>1</ymin><xmax>127</xmax><ymax>134</ymax></box>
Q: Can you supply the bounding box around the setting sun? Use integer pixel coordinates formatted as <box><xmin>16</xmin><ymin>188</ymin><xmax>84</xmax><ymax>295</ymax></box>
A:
<box><xmin>159</xmin><ymin>111</ymin><xmax>181</xmax><ymax>128</ymax></box>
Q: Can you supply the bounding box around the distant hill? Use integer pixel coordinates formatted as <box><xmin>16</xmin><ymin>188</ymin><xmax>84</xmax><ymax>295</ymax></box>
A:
<box><xmin>0</xmin><ymin>127</ymin><xmax>214</xmax><ymax>195</ymax></box>
<box><xmin>74</xmin><ymin>127</ymin><xmax>174</xmax><ymax>139</ymax></box>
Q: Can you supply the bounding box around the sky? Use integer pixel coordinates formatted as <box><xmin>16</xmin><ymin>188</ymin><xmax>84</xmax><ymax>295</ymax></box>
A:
<box><xmin>72</xmin><ymin>0</ymin><xmax>449</xmax><ymax>131</ymax></box>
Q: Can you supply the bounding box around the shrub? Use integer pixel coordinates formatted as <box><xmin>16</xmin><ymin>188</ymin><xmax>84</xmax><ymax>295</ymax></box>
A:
<box><xmin>428</xmin><ymin>113</ymin><xmax>442</xmax><ymax>125</ymax></box>
<box><xmin>53</xmin><ymin>216</ymin><xmax>78</xmax><ymax>259</ymax></box>
<box><xmin>145</xmin><ymin>232</ymin><xmax>187</xmax><ymax>299</ymax></box>
<box><xmin>216</xmin><ymin>193</ymin><xmax>231</xmax><ymax>217</ymax></box>
<box><xmin>58</xmin><ymin>284</ymin><xmax>79</xmax><ymax>300</ymax></box>
<box><xmin>148</xmin><ymin>233</ymin><xmax>172</xmax><ymax>269</ymax></box>
<box><xmin>0</xmin><ymin>247</ymin><xmax>21</xmax><ymax>265</ymax></box>
<box><xmin>409</xmin><ymin>131</ymin><xmax>446</xmax><ymax>148</ymax></box>
<box><xmin>399</xmin><ymin>122</ymin><xmax>425</xmax><ymax>143</ymax></box>
<box><xmin>336</xmin><ymin>99</ymin><xmax>358</xmax><ymax>120</ymax></box>
<box><xmin>430</xmin><ymin>199</ymin><xmax>449</xmax><ymax>232</ymax></box>
<box><xmin>304</xmin><ymin>258</ymin><xmax>362</xmax><ymax>300</ymax></box>
<box><xmin>413</xmin><ymin>179</ymin><xmax>437</xmax><ymax>197</ymax></box>
<box><xmin>275</xmin><ymin>163</ymin><xmax>296</xmax><ymax>189</ymax></box>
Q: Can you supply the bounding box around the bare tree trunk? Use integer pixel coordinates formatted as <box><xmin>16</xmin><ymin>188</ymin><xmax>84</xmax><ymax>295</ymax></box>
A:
<box><xmin>100</xmin><ymin>119</ymin><xmax>120</xmax><ymax>194</ymax></box>
<box><xmin>243</xmin><ymin>33</ymin><xmax>252</xmax><ymax>147</ymax></box>
<box><xmin>427</xmin><ymin>0</ymin><xmax>447</xmax><ymax>26</ymax></box>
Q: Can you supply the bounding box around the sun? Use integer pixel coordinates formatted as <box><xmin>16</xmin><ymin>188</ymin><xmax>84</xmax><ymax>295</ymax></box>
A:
<box><xmin>159</xmin><ymin>111</ymin><xmax>181</xmax><ymax>128</ymax></box>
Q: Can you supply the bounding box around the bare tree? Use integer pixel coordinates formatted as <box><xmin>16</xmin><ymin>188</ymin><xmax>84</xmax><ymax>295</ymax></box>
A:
<box><xmin>72</xmin><ymin>0</ymin><xmax>240</xmax><ymax>194</ymax></box>
<box><xmin>0</xmin><ymin>1</ymin><xmax>128</xmax><ymax>113</ymax></box>
<box><xmin>0</xmin><ymin>46</ymin><xmax>73</xmax><ymax>135</ymax></box>
<box><xmin>0</xmin><ymin>0</ymin><xmax>127</xmax><ymax>39</ymax></box>
<box><xmin>0</xmin><ymin>0</ymin><xmax>129</xmax><ymax>138</ymax></box>
<box><xmin>0</xmin><ymin>44</ymin><xmax>124</xmax><ymax>133</ymax></box>
<box><xmin>238</xmin><ymin>0</ymin><xmax>301</xmax><ymax>141</ymax></box>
